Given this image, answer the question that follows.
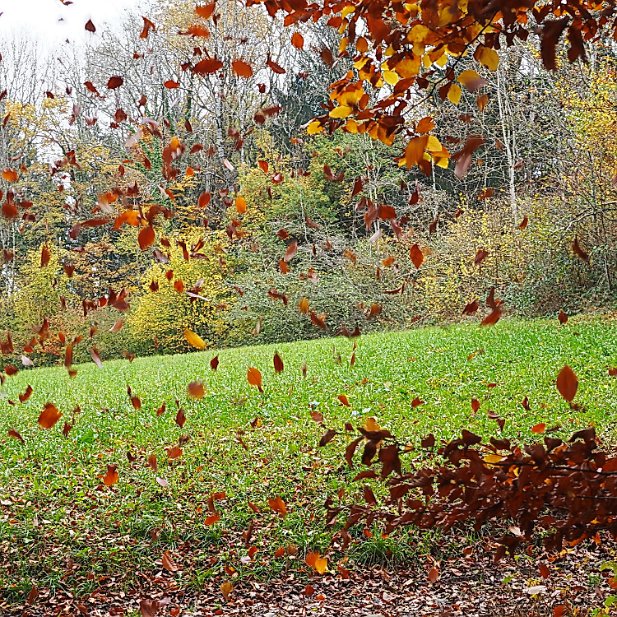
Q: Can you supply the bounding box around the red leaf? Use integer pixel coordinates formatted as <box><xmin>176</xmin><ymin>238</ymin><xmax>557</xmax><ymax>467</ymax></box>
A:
<box><xmin>556</xmin><ymin>365</ymin><xmax>578</xmax><ymax>402</ymax></box>
<box><xmin>273</xmin><ymin>352</ymin><xmax>284</xmax><ymax>373</ymax></box>
<box><xmin>409</xmin><ymin>243</ymin><xmax>424</xmax><ymax>269</ymax></box>
<box><xmin>267</xmin><ymin>496</ymin><xmax>287</xmax><ymax>517</ymax></box>
<box><xmin>102</xmin><ymin>464</ymin><xmax>119</xmax><ymax>486</ymax></box>
<box><xmin>84</xmin><ymin>19</ymin><xmax>96</xmax><ymax>33</ymax></box>
<box><xmin>138</xmin><ymin>225</ymin><xmax>155</xmax><ymax>250</ymax></box>
<box><xmin>38</xmin><ymin>403</ymin><xmax>61</xmax><ymax>429</ymax></box>
<box><xmin>107</xmin><ymin>76</ymin><xmax>124</xmax><ymax>89</ymax></box>
<box><xmin>194</xmin><ymin>58</ymin><xmax>223</xmax><ymax>75</ymax></box>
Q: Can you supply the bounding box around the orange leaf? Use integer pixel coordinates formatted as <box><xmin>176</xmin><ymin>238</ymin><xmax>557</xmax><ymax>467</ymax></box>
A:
<box><xmin>2</xmin><ymin>168</ymin><xmax>18</xmax><ymax>183</ymax></box>
<box><xmin>38</xmin><ymin>403</ymin><xmax>62</xmax><ymax>429</ymax></box>
<box><xmin>531</xmin><ymin>423</ymin><xmax>546</xmax><ymax>434</ymax></box>
<box><xmin>267</xmin><ymin>496</ymin><xmax>287</xmax><ymax>517</ymax></box>
<box><xmin>187</xmin><ymin>381</ymin><xmax>205</xmax><ymax>399</ymax></box>
<box><xmin>556</xmin><ymin>365</ymin><xmax>578</xmax><ymax>402</ymax></box>
<box><xmin>195</xmin><ymin>3</ymin><xmax>215</xmax><ymax>19</ymax></box>
<box><xmin>102</xmin><ymin>464</ymin><xmax>119</xmax><ymax>486</ymax></box>
<box><xmin>220</xmin><ymin>580</ymin><xmax>233</xmax><ymax>601</ymax></box>
<box><xmin>205</xmin><ymin>513</ymin><xmax>221</xmax><ymax>526</ymax></box>
<box><xmin>291</xmin><ymin>32</ymin><xmax>304</xmax><ymax>49</ymax></box>
<box><xmin>404</xmin><ymin>135</ymin><xmax>428</xmax><ymax>168</ymax></box>
<box><xmin>232</xmin><ymin>59</ymin><xmax>253</xmax><ymax>78</ymax></box>
<box><xmin>247</xmin><ymin>367</ymin><xmax>263</xmax><ymax>392</ymax></box>
<box><xmin>337</xmin><ymin>394</ymin><xmax>350</xmax><ymax>407</ymax></box>
<box><xmin>138</xmin><ymin>225</ymin><xmax>155</xmax><ymax>250</ymax></box>
<box><xmin>194</xmin><ymin>58</ymin><xmax>223</xmax><ymax>75</ymax></box>
<box><xmin>235</xmin><ymin>195</ymin><xmax>247</xmax><ymax>214</ymax></box>
<box><xmin>305</xmin><ymin>551</ymin><xmax>328</xmax><ymax>574</ymax></box>
<box><xmin>162</xmin><ymin>550</ymin><xmax>178</xmax><ymax>572</ymax></box>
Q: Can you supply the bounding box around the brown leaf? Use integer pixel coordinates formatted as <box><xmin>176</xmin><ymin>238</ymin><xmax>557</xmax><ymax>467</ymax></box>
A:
<box><xmin>102</xmin><ymin>464</ymin><xmax>119</xmax><ymax>486</ymax></box>
<box><xmin>107</xmin><ymin>76</ymin><xmax>124</xmax><ymax>89</ymax></box>
<box><xmin>409</xmin><ymin>243</ymin><xmax>424</xmax><ymax>269</ymax></box>
<box><xmin>187</xmin><ymin>381</ymin><xmax>205</xmax><ymax>399</ymax></box>
<box><xmin>8</xmin><ymin>428</ymin><xmax>24</xmax><ymax>443</ymax></box>
<box><xmin>38</xmin><ymin>403</ymin><xmax>62</xmax><ymax>429</ymax></box>
<box><xmin>138</xmin><ymin>225</ymin><xmax>155</xmax><ymax>250</ymax></box>
<box><xmin>556</xmin><ymin>365</ymin><xmax>578</xmax><ymax>402</ymax></box>
<box><xmin>273</xmin><ymin>352</ymin><xmax>284</xmax><ymax>373</ymax></box>
<box><xmin>161</xmin><ymin>550</ymin><xmax>178</xmax><ymax>572</ymax></box>
<box><xmin>267</xmin><ymin>496</ymin><xmax>287</xmax><ymax>517</ymax></box>
<box><xmin>572</xmin><ymin>236</ymin><xmax>589</xmax><ymax>262</ymax></box>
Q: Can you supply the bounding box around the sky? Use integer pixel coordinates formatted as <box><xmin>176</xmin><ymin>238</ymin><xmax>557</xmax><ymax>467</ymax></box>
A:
<box><xmin>0</xmin><ymin>0</ymin><xmax>145</xmax><ymax>49</ymax></box>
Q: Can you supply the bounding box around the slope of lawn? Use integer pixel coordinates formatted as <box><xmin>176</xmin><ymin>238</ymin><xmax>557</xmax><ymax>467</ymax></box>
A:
<box><xmin>1</xmin><ymin>316</ymin><xmax>616</xmax><ymax>609</ymax></box>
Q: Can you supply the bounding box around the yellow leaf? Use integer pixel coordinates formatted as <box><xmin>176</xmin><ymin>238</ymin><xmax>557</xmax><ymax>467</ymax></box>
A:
<box><xmin>457</xmin><ymin>69</ymin><xmax>486</xmax><ymax>90</ymax></box>
<box><xmin>447</xmin><ymin>83</ymin><xmax>462</xmax><ymax>105</ymax></box>
<box><xmin>306</xmin><ymin>120</ymin><xmax>324</xmax><ymax>135</ymax></box>
<box><xmin>426</xmin><ymin>135</ymin><xmax>443</xmax><ymax>152</ymax></box>
<box><xmin>329</xmin><ymin>105</ymin><xmax>353</xmax><ymax>119</ymax></box>
<box><xmin>220</xmin><ymin>580</ymin><xmax>233</xmax><ymax>601</ymax></box>
<box><xmin>364</xmin><ymin>416</ymin><xmax>381</xmax><ymax>432</ymax></box>
<box><xmin>474</xmin><ymin>45</ymin><xmax>499</xmax><ymax>71</ymax></box>
<box><xmin>184</xmin><ymin>329</ymin><xmax>206</xmax><ymax>350</ymax></box>
<box><xmin>383</xmin><ymin>70</ymin><xmax>399</xmax><ymax>86</ymax></box>
<box><xmin>484</xmin><ymin>454</ymin><xmax>504</xmax><ymax>464</ymax></box>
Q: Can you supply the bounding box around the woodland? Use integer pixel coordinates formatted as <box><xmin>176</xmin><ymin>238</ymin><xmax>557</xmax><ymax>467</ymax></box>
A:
<box><xmin>0</xmin><ymin>0</ymin><xmax>616</xmax><ymax>615</ymax></box>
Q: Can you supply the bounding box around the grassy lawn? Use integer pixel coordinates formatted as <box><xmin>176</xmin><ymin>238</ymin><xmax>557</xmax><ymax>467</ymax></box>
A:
<box><xmin>1</xmin><ymin>316</ymin><xmax>616</xmax><ymax>608</ymax></box>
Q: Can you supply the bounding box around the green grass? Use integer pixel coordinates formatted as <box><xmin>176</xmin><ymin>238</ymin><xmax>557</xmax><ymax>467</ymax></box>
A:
<box><xmin>1</xmin><ymin>316</ymin><xmax>616</xmax><ymax>604</ymax></box>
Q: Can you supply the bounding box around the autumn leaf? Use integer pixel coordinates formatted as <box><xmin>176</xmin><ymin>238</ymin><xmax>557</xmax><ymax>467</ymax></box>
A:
<box><xmin>273</xmin><ymin>352</ymin><xmax>284</xmax><ymax>373</ymax></box>
<box><xmin>40</xmin><ymin>245</ymin><xmax>51</xmax><ymax>268</ymax></box>
<box><xmin>210</xmin><ymin>355</ymin><xmax>219</xmax><ymax>370</ymax></box>
<box><xmin>161</xmin><ymin>550</ymin><xmax>178</xmax><ymax>572</ymax></box>
<box><xmin>187</xmin><ymin>381</ymin><xmax>205</xmax><ymax>399</ymax></box>
<box><xmin>305</xmin><ymin>551</ymin><xmax>328</xmax><ymax>574</ymax></box>
<box><xmin>184</xmin><ymin>329</ymin><xmax>206</xmax><ymax>350</ymax></box>
<box><xmin>102</xmin><ymin>464</ymin><xmax>119</xmax><ymax>487</ymax></box>
<box><xmin>337</xmin><ymin>394</ymin><xmax>350</xmax><ymax>407</ymax></box>
<box><xmin>138</xmin><ymin>225</ymin><xmax>155</xmax><ymax>250</ymax></box>
<box><xmin>194</xmin><ymin>58</ymin><xmax>223</xmax><ymax>75</ymax></box>
<box><xmin>247</xmin><ymin>367</ymin><xmax>263</xmax><ymax>392</ymax></box>
<box><xmin>291</xmin><ymin>32</ymin><xmax>304</xmax><ymax>49</ymax></box>
<box><xmin>220</xmin><ymin>580</ymin><xmax>233</xmax><ymax>601</ymax></box>
<box><xmin>267</xmin><ymin>496</ymin><xmax>287</xmax><ymax>517</ymax></box>
<box><xmin>409</xmin><ymin>243</ymin><xmax>424</xmax><ymax>269</ymax></box>
<box><xmin>38</xmin><ymin>403</ymin><xmax>61</xmax><ymax>429</ymax></box>
<box><xmin>107</xmin><ymin>76</ymin><xmax>124</xmax><ymax>89</ymax></box>
<box><xmin>556</xmin><ymin>365</ymin><xmax>578</xmax><ymax>402</ymax></box>
<box><xmin>232</xmin><ymin>59</ymin><xmax>253</xmax><ymax>78</ymax></box>
<box><xmin>84</xmin><ymin>19</ymin><xmax>96</xmax><ymax>32</ymax></box>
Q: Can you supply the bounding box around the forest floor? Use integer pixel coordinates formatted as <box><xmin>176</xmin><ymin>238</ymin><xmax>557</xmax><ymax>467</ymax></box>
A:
<box><xmin>1</xmin><ymin>316</ymin><xmax>617</xmax><ymax>615</ymax></box>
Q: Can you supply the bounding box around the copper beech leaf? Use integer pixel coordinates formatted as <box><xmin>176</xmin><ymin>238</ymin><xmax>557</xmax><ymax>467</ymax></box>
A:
<box><xmin>409</xmin><ymin>243</ymin><xmax>424</xmax><ymax>269</ymax></box>
<box><xmin>38</xmin><ymin>403</ymin><xmax>61</xmax><ymax>429</ymax></box>
<box><xmin>556</xmin><ymin>365</ymin><xmax>578</xmax><ymax>402</ymax></box>
<box><xmin>247</xmin><ymin>367</ymin><xmax>263</xmax><ymax>392</ymax></box>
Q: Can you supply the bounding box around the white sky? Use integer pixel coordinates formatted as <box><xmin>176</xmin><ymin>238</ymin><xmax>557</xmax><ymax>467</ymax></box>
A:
<box><xmin>0</xmin><ymin>0</ymin><xmax>145</xmax><ymax>48</ymax></box>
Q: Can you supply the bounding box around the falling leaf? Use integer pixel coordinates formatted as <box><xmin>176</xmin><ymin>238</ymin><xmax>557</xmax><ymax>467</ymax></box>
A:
<box><xmin>232</xmin><ymin>59</ymin><xmax>253</xmax><ymax>78</ymax></box>
<box><xmin>291</xmin><ymin>32</ymin><xmax>304</xmax><ymax>48</ymax></box>
<box><xmin>428</xmin><ymin>566</ymin><xmax>440</xmax><ymax>583</ymax></box>
<box><xmin>572</xmin><ymin>236</ymin><xmax>589</xmax><ymax>262</ymax></box>
<box><xmin>556</xmin><ymin>365</ymin><xmax>578</xmax><ymax>402</ymax></box>
<box><xmin>138</xmin><ymin>225</ymin><xmax>155</xmax><ymax>250</ymax></box>
<box><xmin>84</xmin><ymin>19</ymin><xmax>96</xmax><ymax>32</ymax></box>
<box><xmin>531</xmin><ymin>423</ymin><xmax>546</xmax><ymax>434</ymax></box>
<box><xmin>40</xmin><ymin>245</ymin><xmax>51</xmax><ymax>268</ymax></box>
<box><xmin>194</xmin><ymin>58</ymin><xmax>223</xmax><ymax>75</ymax></box>
<box><xmin>187</xmin><ymin>381</ymin><xmax>205</xmax><ymax>399</ymax></box>
<box><xmin>337</xmin><ymin>394</ymin><xmax>350</xmax><ymax>407</ymax></box>
<box><xmin>273</xmin><ymin>352</ymin><xmax>284</xmax><ymax>373</ymax></box>
<box><xmin>205</xmin><ymin>513</ymin><xmax>221</xmax><ymax>526</ymax></box>
<box><xmin>558</xmin><ymin>310</ymin><xmax>568</xmax><ymax>325</ymax></box>
<box><xmin>8</xmin><ymin>428</ymin><xmax>24</xmax><ymax>443</ymax></box>
<box><xmin>38</xmin><ymin>403</ymin><xmax>61</xmax><ymax>429</ymax></box>
<box><xmin>107</xmin><ymin>76</ymin><xmax>124</xmax><ymax>89</ymax></box>
<box><xmin>184</xmin><ymin>329</ymin><xmax>206</xmax><ymax>350</ymax></box>
<box><xmin>210</xmin><ymin>355</ymin><xmax>219</xmax><ymax>370</ymax></box>
<box><xmin>247</xmin><ymin>367</ymin><xmax>263</xmax><ymax>392</ymax></box>
<box><xmin>409</xmin><ymin>243</ymin><xmax>424</xmax><ymax>269</ymax></box>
